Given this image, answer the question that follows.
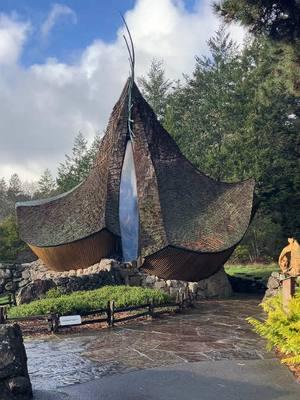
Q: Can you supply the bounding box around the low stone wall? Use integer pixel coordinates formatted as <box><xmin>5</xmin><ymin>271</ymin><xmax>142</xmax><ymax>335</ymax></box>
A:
<box><xmin>139</xmin><ymin>267</ymin><xmax>232</xmax><ymax>300</ymax></box>
<box><xmin>0</xmin><ymin>260</ymin><xmax>232</xmax><ymax>304</ymax></box>
<box><xmin>264</xmin><ymin>271</ymin><xmax>300</xmax><ymax>300</ymax></box>
<box><xmin>0</xmin><ymin>324</ymin><xmax>32</xmax><ymax>399</ymax></box>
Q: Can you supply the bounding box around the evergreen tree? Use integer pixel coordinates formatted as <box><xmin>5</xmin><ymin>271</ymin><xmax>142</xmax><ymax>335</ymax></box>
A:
<box><xmin>169</xmin><ymin>26</ymin><xmax>243</xmax><ymax>180</ymax></box>
<box><xmin>214</xmin><ymin>0</ymin><xmax>300</xmax><ymax>43</ymax></box>
<box><xmin>214</xmin><ymin>0</ymin><xmax>300</xmax><ymax>94</ymax></box>
<box><xmin>166</xmin><ymin>28</ymin><xmax>299</xmax><ymax>260</ymax></box>
<box><xmin>35</xmin><ymin>169</ymin><xmax>56</xmax><ymax>198</ymax></box>
<box><xmin>0</xmin><ymin>178</ymin><xmax>9</xmax><ymax>222</ymax></box>
<box><xmin>0</xmin><ymin>215</ymin><xmax>26</xmax><ymax>261</ymax></box>
<box><xmin>56</xmin><ymin>133</ymin><xmax>100</xmax><ymax>192</ymax></box>
<box><xmin>7</xmin><ymin>173</ymin><xmax>22</xmax><ymax>202</ymax></box>
<box><xmin>138</xmin><ymin>59</ymin><xmax>172</xmax><ymax>122</ymax></box>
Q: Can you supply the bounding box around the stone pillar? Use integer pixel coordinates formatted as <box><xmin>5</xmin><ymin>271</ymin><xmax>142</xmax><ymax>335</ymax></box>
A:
<box><xmin>0</xmin><ymin>324</ymin><xmax>32</xmax><ymax>399</ymax></box>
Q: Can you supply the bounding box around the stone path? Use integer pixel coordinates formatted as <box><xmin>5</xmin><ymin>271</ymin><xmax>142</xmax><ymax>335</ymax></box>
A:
<box><xmin>25</xmin><ymin>296</ymin><xmax>275</xmax><ymax>391</ymax></box>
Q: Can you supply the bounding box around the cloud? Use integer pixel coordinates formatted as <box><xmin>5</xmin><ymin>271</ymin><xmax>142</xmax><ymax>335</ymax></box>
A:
<box><xmin>0</xmin><ymin>13</ymin><xmax>30</xmax><ymax>65</ymax></box>
<box><xmin>0</xmin><ymin>0</ymin><xmax>245</xmax><ymax>182</ymax></box>
<box><xmin>41</xmin><ymin>3</ymin><xmax>77</xmax><ymax>39</ymax></box>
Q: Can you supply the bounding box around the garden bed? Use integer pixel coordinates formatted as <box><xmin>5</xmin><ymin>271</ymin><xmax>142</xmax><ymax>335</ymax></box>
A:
<box><xmin>7</xmin><ymin>286</ymin><xmax>171</xmax><ymax>318</ymax></box>
<box><xmin>3</xmin><ymin>286</ymin><xmax>175</xmax><ymax>336</ymax></box>
<box><xmin>248</xmin><ymin>290</ymin><xmax>300</xmax><ymax>381</ymax></box>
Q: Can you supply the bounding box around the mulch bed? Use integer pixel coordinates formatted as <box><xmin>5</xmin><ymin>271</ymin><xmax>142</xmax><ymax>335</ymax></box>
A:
<box><xmin>275</xmin><ymin>349</ymin><xmax>300</xmax><ymax>382</ymax></box>
<box><xmin>9</xmin><ymin>310</ymin><xmax>172</xmax><ymax>338</ymax></box>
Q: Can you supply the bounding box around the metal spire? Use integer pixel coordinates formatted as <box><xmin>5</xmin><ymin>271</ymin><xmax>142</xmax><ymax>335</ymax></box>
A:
<box><xmin>121</xmin><ymin>14</ymin><xmax>135</xmax><ymax>140</ymax></box>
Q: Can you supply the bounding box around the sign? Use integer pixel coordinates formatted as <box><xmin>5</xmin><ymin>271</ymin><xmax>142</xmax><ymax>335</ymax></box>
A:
<box><xmin>59</xmin><ymin>315</ymin><xmax>82</xmax><ymax>326</ymax></box>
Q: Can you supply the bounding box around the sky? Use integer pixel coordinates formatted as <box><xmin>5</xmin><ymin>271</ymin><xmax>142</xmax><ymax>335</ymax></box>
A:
<box><xmin>0</xmin><ymin>0</ymin><xmax>245</xmax><ymax>184</ymax></box>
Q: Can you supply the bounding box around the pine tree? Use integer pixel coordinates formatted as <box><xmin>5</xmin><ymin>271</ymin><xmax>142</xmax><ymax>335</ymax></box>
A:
<box><xmin>214</xmin><ymin>0</ymin><xmax>300</xmax><ymax>94</ymax></box>
<box><xmin>169</xmin><ymin>26</ymin><xmax>243</xmax><ymax>180</ymax></box>
<box><xmin>7</xmin><ymin>173</ymin><xmax>22</xmax><ymax>202</ymax></box>
<box><xmin>165</xmin><ymin>28</ymin><xmax>298</xmax><ymax>260</ymax></box>
<box><xmin>0</xmin><ymin>178</ymin><xmax>9</xmax><ymax>221</ymax></box>
<box><xmin>56</xmin><ymin>133</ymin><xmax>100</xmax><ymax>192</ymax></box>
<box><xmin>138</xmin><ymin>59</ymin><xmax>172</xmax><ymax>122</ymax></box>
<box><xmin>36</xmin><ymin>169</ymin><xmax>56</xmax><ymax>198</ymax></box>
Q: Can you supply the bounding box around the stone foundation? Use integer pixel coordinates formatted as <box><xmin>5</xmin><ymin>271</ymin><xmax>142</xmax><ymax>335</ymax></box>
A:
<box><xmin>0</xmin><ymin>260</ymin><xmax>232</xmax><ymax>304</ymax></box>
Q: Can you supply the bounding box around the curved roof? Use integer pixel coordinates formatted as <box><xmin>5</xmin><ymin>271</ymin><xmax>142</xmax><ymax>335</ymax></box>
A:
<box><xmin>16</xmin><ymin>81</ymin><xmax>130</xmax><ymax>246</ymax></box>
<box><xmin>16</xmin><ymin>79</ymin><xmax>255</xmax><ymax>259</ymax></box>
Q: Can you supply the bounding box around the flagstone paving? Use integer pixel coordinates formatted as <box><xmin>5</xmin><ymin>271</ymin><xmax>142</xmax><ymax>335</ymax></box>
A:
<box><xmin>25</xmin><ymin>296</ymin><xmax>272</xmax><ymax>391</ymax></box>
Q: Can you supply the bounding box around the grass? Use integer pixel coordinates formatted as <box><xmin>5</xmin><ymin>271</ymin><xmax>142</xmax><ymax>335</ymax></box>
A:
<box><xmin>0</xmin><ymin>294</ymin><xmax>13</xmax><ymax>306</ymax></box>
<box><xmin>7</xmin><ymin>286</ymin><xmax>171</xmax><ymax>318</ymax></box>
<box><xmin>248</xmin><ymin>290</ymin><xmax>300</xmax><ymax>366</ymax></box>
<box><xmin>225</xmin><ymin>263</ymin><xmax>279</xmax><ymax>283</ymax></box>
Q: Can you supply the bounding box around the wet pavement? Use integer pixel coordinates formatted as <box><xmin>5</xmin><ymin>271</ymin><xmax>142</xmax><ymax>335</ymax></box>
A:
<box><xmin>25</xmin><ymin>296</ymin><xmax>272</xmax><ymax>391</ymax></box>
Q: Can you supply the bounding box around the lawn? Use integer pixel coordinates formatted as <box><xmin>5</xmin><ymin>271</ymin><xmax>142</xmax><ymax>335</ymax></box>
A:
<box><xmin>224</xmin><ymin>263</ymin><xmax>279</xmax><ymax>284</ymax></box>
<box><xmin>7</xmin><ymin>285</ymin><xmax>171</xmax><ymax>318</ymax></box>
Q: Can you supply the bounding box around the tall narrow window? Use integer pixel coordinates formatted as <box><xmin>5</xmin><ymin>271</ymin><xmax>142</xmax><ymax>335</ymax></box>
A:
<box><xmin>119</xmin><ymin>140</ymin><xmax>139</xmax><ymax>261</ymax></box>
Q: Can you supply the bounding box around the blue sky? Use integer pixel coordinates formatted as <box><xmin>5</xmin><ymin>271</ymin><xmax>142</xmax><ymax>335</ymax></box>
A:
<box><xmin>1</xmin><ymin>0</ymin><xmax>197</xmax><ymax>66</ymax></box>
<box><xmin>0</xmin><ymin>0</ymin><xmax>244</xmax><ymax>183</ymax></box>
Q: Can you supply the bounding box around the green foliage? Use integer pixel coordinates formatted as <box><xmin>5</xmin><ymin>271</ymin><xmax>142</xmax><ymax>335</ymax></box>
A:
<box><xmin>225</xmin><ymin>263</ymin><xmax>278</xmax><ymax>283</ymax></box>
<box><xmin>45</xmin><ymin>287</ymin><xmax>65</xmax><ymax>299</ymax></box>
<box><xmin>233</xmin><ymin>211</ymin><xmax>284</xmax><ymax>263</ymax></box>
<box><xmin>7</xmin><ymin>286</ymin><xmax>171</xmax><ymax>318</ymax></box>
<box><xmin>214</xmin><ymin>0</ymin><xmax>300</xmax><ymax>43</ymax></box>
<box><xmin>214</xmin><ymin>0</ymin><xmax>300</xmax><ymax>95</ymax></box>
<box><xmin>0</xmin><ymin>294</ymin><xmax>11</xmax><ymax>306</ymax></box>
<box><xmin>138</xmin><ymin>58</ymin><xmax>172</xmax><ymax>122</ymax></box>
<box><xmin>0</xmin><ymin>215</ymin><xmax>26</xmax><ymax>261</ymax></box>
<box><xmin>56</xmin><ymin>133</ymin><xmax>101</xmax><ymax>192</ymax></box>
<box><xmin>247</xmin><ymin>291</ymin><xmax>300</xmax><ymax>365</ymax></box>
<box><xmin>164</xmin><ymin>28</ymin><xmax>299</xmax><ymax>261</ymax></box>
<box><xmin>34</xmin><ymin>169</ymin><xmax>56</xmax><ymax>199</ymax></box>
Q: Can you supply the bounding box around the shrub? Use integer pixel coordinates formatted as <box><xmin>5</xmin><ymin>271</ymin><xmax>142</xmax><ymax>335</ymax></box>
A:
<box><xmin>247</xmin><ymin>291</ymin><xmax>300</xmax><ymax>365</ymax></box>
<box><xmin>45</xmin><ymin>287</ymin><xmax>65</xmax><ymax>298</ymax></box>
<box><xmin>8</xmin><ymin>286</ymin><xmax>171</xmax><ymax>318</ymax></box>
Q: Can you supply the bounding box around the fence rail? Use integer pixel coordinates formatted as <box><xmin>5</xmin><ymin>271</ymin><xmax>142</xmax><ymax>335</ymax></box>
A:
<box><xmin>0</xmin><ymin>291</ymin><xmax>192</xmax><ymax>332</ymax></box>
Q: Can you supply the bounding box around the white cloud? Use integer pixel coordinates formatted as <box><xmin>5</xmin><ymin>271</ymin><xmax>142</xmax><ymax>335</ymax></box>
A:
<box><xmin>0</xmin><ymin>0</ymin><xmax>246</xmax><ymax>182</ymax></box>
<box><xmin>41</xmin><ymin>3</ymin><xmax>77</xmax><ymax>39</ymax></box>
<box><xmin>0</xmin><ymin>14</ymin><xmax>29</xmax><ymax>65</ymax></box>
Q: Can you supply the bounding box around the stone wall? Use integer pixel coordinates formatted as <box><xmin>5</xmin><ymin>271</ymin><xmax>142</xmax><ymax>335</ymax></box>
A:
<box><xmin>0</xmin><ymin>324</ymin><xmax>32</xmax><ymax>399</ymax></box>
<box><xmin>0</xmin><ymin>260</ymin><xmax>232</xmax><ymax>304</ymax></box>
<box><xmin>264</xmin><ymin>271</ymin><xmax>300</xmax><ymax>300</ymax></box>
<box><xmin>139</xmin><ymin>267</ymin><xmax>232</xmax><ymax>300</ymax></box>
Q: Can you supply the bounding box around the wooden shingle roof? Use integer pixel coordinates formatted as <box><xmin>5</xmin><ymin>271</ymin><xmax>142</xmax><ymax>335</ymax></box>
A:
<box><xmin>16</xmin><ymin>79</ymin><xmax>255</xmax><ymax>274</ymax></box>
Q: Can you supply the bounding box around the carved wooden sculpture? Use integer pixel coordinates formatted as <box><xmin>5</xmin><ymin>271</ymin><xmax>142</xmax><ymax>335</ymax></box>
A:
<box><xmin>278</xmin><ymin>238</ymin><xmax>300</xmax><ymax>277</ymax></box>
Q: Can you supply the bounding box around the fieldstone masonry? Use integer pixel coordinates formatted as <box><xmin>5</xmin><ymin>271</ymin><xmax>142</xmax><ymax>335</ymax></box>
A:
<box><xmin>264</xmin><ymin>271</ymin><xmax>300</xmax><ymax>300</ymax></box>
<box><xmin>0</xmin><ymin>260</ymin><xmax>232</xmax><ymax>304</ymax></box>
<box><xmin>0</xmin><ymin>324</ymin><xmax>32</xmax><ymax>399</ymax></box>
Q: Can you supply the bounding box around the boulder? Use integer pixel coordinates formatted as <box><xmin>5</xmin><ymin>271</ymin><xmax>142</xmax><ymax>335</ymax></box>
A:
<box><xmin>267</xmin><ymin>275</ymin><xmax>280</xmax><ymax>290</ymax></box>
<box><xmin>0</xmin><ymin>324</ymin><xmax>32</xmax><ymax>399</ymax></box>
<box><xmin>16</xmin><ymin>279</ymin><xmax>55</xmax><ymax>305</ymax></box>
<box><xmin>205</xmin><ymin>267</ymin><xmax>232</xmax><ymax>298</ymax></box>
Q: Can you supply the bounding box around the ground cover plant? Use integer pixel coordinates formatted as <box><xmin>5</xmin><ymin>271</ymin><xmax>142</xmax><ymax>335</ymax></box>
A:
<box><xmin>0</xmin><ymin>294</ymin><xmax>11</xmax><ymax>306</ymax></box>
<box><xmin>225</xmin><ymin>263</ymin><xmax>279</xmax><ymax>284</ymax></box>
<box><xmin>248</xmin><ymin>291</ymin><xmax>300</xmax><ymax>366</ymax></box>
<box><xmin>7</xmin><ymin>286</ymin><xmax>171</xmax><ymax>318</ymax></box>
